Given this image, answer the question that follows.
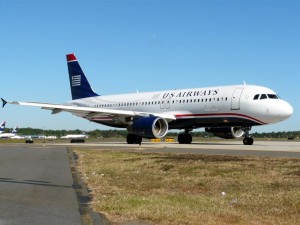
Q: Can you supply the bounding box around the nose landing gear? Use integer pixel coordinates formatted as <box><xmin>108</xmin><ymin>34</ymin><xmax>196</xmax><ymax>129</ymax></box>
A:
<box><xmin>243</xmin><ymin>127</ymin><xmax>253</xmax><ymax>145</ymax></box>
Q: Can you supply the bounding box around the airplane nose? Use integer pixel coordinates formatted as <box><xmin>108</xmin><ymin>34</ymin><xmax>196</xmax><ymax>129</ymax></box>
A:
<box><xmin>279</xmin><ymin>101</ymin><xmax>293</xmax><ymax>120</ymax></box>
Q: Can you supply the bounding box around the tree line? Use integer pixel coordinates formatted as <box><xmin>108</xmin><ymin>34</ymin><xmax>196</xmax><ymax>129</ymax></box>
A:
<box><xmin>5</xmin><ymin>127</ymin><xmax>299</xmax><ymax>139</ymax></box>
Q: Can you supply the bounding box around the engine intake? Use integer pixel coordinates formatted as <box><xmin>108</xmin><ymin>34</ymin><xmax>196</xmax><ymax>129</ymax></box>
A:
<box><xmin>128</xmin><ymin>116</ymin><xmax>168</xmax><ymax>139</ymax></box>
<box><xmin>205</xmin><ymin>127</ymin><xmax>244</xmax><ymax>139</ymax></box>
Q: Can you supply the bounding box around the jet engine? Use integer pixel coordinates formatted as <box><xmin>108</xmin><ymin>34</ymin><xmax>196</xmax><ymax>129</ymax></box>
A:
<box><xmin>127</xmin><ymin>116</ymin><xmax>168</xmax><ymax>139</ymax></box>
<box><xmin>205</xmin><ymin>127</ymin><xmax>244</xmax><ymax>139</ymax></box>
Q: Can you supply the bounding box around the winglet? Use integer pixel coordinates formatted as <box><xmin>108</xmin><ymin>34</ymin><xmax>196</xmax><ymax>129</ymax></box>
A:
<box><xmin>1</xmin><ymin>98</ymin><xmax>7</xmax><ymax>108</ymax></box>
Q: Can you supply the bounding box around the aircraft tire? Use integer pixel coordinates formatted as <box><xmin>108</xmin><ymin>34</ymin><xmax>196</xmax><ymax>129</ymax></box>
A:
<box><xmin>186</xmin><ymin>134</ymin><xmax>192</xmax><ymax>144</ymax></box>
<box><xmin>178</xmin><ymin>133</ymin><xmax>192</xmax><ymax>144</ymax></box>
<box><xmin>178</xmin><ymin>134</ymin><xmax>185</xmax><ymax>144</ymax></box>
<box><xmin>127</xmin><ymin>134</ymin><xmax>135</xmax><ymax>144</ymax></box>
<box><xmin>127</xmin><ymin>134</ymin><xmax>142</xmax><ymax>144</ymax></box>
<box><xmin>243</xmin><ymin>137</ymin><xmax>254</xmax><ymax>145</ymax></box>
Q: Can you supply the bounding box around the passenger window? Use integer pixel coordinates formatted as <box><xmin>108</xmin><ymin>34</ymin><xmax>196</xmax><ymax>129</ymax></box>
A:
<box><xmin>260</xmin><ymin>94</ymin><xmax>268</xmax><ymax>100</ymax></box>
<box><xmin>253</xmin><ymin>94</ymin><xmax>259</xmax><ymax>100</ymax></box>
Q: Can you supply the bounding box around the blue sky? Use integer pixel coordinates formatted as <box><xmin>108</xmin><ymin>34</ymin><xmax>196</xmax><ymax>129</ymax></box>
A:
<box><xmin>0</xmin><ymin>0</ymin><xmax>299</xmax><ymax>132</ymax></box>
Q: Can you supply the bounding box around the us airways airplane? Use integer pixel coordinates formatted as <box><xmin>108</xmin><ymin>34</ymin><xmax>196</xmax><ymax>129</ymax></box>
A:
<box><xmin>61</xmin><ymin>134</ymin><xmax>88</xmax><ymax>139</ymax></box>
<box><xmin>0</xmin><ymin>126</ymin><xmax>19</xmax><ymax>139</ymax></box>
<box><xmin>1</xmin><ymin>54</ymin><xmax>293</xmax><ymax>145</ymax></box>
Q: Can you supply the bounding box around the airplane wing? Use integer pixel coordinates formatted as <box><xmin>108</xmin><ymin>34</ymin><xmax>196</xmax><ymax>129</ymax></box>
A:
<box><xmin>1</xmin><ymin>98</ymin><xmax>176</xmax><ymax>121</ymax></box>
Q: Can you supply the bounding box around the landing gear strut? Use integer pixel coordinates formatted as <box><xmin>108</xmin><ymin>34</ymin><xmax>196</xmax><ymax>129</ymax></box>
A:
<box><xmin>243</xmin><ymin>127</ymin><xmax>253</xmax><ymax>145</ymax></box>
<box><xmin>127</xmin><ymin>133</ymin><xmax>142</xmax><ymax>144</ymax></box>
<box><xmin>178</xmin><ymin>129</ymin><xmax>192</xmax><ymax>144</ymax></box>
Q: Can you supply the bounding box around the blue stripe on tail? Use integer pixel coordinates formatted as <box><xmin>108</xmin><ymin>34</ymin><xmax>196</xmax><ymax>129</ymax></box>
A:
<box><xmin>66</xmin><ymin>54</ymin><xmax>99</xmax><ymax>100</ymax></box>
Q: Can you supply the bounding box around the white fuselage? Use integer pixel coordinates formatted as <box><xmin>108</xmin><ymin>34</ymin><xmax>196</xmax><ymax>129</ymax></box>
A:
<box><xmin>61</xmin><ymin>134</ymin><xmax>87</xmax><ymax>139</ymax></box>
<box><xmin>0</xmin><ymin>133</ymin><xmax>17</xmax><ymax>139</ymax></box>
<box><xmin>68</xmin><ymin>84</ymin><xmax>293</xmax><ymax>130</ymax></box>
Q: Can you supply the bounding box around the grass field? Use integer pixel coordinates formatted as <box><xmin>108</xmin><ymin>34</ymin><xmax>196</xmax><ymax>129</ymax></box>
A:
<box><xmin>74</xmin><ymin>148</ymin><xmax>300</xmax><ymax>225</ymax></box>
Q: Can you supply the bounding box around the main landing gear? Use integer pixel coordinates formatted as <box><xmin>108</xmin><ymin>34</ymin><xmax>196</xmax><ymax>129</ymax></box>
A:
<box><xmin>243</xmin><ymin>127</ymin><xmax>254</xmax><ymax>145</ymax></box>
<box><xmin>178</xmin><ymin>129</ymin><xmax>193</xmax><ymax>144</ymax></box>
<box><xmin>127</xmin><ymin>133</ymin><xmax>142</xmax><ymax>144</ymax></box>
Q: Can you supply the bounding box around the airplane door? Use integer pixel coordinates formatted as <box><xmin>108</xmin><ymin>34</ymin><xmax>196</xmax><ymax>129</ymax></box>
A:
<box><xmin>231</xmin><ymin>88</ymin><xmax>243</xmax><ymax>110</ymax></box>
<box><xmin>160</xmin><ymin>100</ymin><xmax>164</xmax><ymax>109</ymax></box>
<box><xmin>165</xmin><ymin>99</ymin><xmax>170</xmax><ymax>109</ymax></box>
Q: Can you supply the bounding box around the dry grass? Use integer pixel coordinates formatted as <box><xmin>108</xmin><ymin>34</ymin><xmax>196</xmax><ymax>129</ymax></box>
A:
<box><xmin>74</xmin><ymin>148</ymin><xmax>300</xmax><ymax>225</ymax></box>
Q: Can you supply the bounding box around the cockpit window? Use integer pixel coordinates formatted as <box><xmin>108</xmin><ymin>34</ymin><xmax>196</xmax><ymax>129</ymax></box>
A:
<box><xmin>260</xmin><ymin>94</ymin><xmax>267</xmax><ymax>100</ymax></box>
<box><xmin>267</xmin><ymin>94</ymin><xmax>278</xmax><ymax>99</ymax></box>
<box><xmin>253</xmin><ymin>94</ymin><xmax>260</xmax><ymax>100</ymax></box>
<box><xmin>254</xmin><ymin>93</ymin><xmax>279</xmax><ymax>100</ymax></box>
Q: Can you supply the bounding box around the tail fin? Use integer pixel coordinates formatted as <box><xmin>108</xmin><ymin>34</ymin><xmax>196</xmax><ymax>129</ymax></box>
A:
<box><xmin>66</xmin><ymin>54</ymin><xmax>99</xmax><ymax>100</ymax></box>
<box><xmin>0</xmin><ymin>121</ymin><xmax>6</xmax><ymax>133</ymax></box>
<box><xmin>12</xmin><ymin>126</ymin><xmax>18</xmax><ymax>134</ymax></box>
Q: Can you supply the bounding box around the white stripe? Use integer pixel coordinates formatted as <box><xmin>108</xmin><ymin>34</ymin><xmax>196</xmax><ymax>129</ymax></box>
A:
<box><xmin>72</xmin><ymin>75</ymin><xmax>81</xmax><ymax>86</ymax></box>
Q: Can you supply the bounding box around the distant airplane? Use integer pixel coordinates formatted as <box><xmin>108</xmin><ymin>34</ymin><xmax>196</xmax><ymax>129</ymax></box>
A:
<box><xmin>61</xmin><ymin>134</ymin><xmax>88</xmax><ymax>139</ymax></box>
<box><xmin>0</xmin><ymin>121</ymin><xmax>6</xmax><ymax>134</ymax></box>
<box><xmin>1</xmin><ymin>54</ymin><xmax>293</xmax><ymax>145</ymax></box>
<box><xmin>0</xmin><ymin>126</ymin><xmax>22</xmax><ymax>139</ymax></box>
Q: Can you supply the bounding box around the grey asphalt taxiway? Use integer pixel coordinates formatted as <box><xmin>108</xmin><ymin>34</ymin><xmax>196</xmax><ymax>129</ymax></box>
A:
<box><xmin>0</xmin><ymin>145</ymin><xmax>82</xmax><ymax>225</ymax></box>
<box><xmin>0</xmin><ymin>141</ymin><xmax>299</xmax><ymax>225</ymax></box>
<box><xmin>64</xmin><ymin>140</ymin><xmax>300</xmax><ymax>158</ymax></box>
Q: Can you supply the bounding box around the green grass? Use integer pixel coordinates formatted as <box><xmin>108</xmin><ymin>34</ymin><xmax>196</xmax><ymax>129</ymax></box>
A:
<box><xmin>75</xmin><ymin>149</ymin><xmax>300</xmax><ymax>225</ymax></box>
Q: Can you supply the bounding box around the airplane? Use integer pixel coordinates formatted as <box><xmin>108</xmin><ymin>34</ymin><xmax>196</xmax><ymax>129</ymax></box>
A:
<box><xmin>1</xmin><ymin>54</ymin><xmax>293</xmax><ymax>145</ymax></box>
<box><xmin>0</xmin><ymin>126</ymin><xmax>21</xmax><ymax>139</ymax></box>
<box><xmin>61</xmin><ymin>134</ymin><xmax>88</xmax><ymax>139</ymax></box>
<box><xmin>0</xmin><ymin>121</ymin><xmax>6</xmax><ymax>134</ymax></box>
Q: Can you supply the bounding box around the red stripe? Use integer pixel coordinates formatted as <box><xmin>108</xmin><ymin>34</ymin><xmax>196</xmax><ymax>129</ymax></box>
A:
<box><xmin>175</xmin><ymin>113</ymin><xmax>266</xmax><ymax>125</ymax></box>
<box><xmin>66</xmin><ymin>54</ymin><xmax>77</xmax><ymax>62</ymax></box>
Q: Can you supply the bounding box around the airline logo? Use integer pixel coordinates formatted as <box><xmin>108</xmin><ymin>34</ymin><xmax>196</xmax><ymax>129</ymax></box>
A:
<box><xmin>72</xmin><ymin>75</ymin><xmax>81</xmax><ymax>86</ymax></box>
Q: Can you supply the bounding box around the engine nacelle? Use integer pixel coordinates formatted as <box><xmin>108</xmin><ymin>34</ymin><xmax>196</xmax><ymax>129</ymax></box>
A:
<box><xmin>205</xmin><ymin>127</ymin><xmax>244</xmax><ymax>139</ymax></box>
<box><xmin>127</xmin><ymin>116</ymin><xmax>168</xmax><ymax>139</ymax></box>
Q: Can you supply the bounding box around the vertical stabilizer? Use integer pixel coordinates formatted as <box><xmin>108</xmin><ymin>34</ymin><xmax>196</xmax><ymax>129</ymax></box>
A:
<box><xmin>66</xmin><ymin>54</ymin><xmax>99</xmax><ymax>100</ymax></box>
<box><xmin>12</xmin><ymin>126</ymin><xmax>18</xmax><ymax>134</ymax></box>
<box><xmin>0</xmin><ymin>121</ymin><xmax>6</xmax><ymax>133</ymax></box>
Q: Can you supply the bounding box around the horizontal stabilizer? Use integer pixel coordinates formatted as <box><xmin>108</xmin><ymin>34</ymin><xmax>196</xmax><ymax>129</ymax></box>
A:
<box><xmin>1</xmin><ymin>98</ymin><xmax>7</xmax><ymax>108</ymax></box>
